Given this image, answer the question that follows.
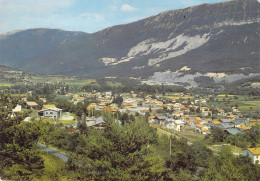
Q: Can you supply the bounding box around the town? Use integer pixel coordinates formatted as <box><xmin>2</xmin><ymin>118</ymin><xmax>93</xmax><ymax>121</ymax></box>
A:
<box><xmin>3</xmin><ymin>72</ymin><xmax>260</xmax><ymax>164</ymax></box>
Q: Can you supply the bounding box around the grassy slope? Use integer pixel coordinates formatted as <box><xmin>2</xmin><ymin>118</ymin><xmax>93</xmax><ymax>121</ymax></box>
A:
<box><xmin>32</xmin><ymin>152</ymin><xmax>70</xmax><ymax>181</ymax></box>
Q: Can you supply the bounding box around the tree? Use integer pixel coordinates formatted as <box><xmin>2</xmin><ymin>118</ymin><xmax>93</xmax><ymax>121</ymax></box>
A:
<box><xmin>162</xmin><ymin>83</ymin><xmax>165</xmax><ymax>96</ymax></box>
<box><xmin>77</xmin><ymin>117</ymin><xmax>88</xmax><ymax>135</ymax></box>
<box><xmin>121</xmin><ymin>113</ymin><xmax>129</xmax><ymax>125</ymax></box>
<box><xmin>68</xmin><ymin>117</ymin><xmax>164</xmax><ymax>180</ymax></box>
<box><xmin>0</xmin><ymin>94</ymin><xmax>44</xmax><ymax>179</ymax></box>
<box><xmin>112</xmin><ymin>96</ymin><xmax>123</xmax><ymax>107</ymax></box>
<box><xmin>210</xmin><ymin>126</ymin><xmax>226</xmax><ymax>142</ymax></box>
<box><xmin>199</xmin><ymin>146</ymin><xmax>259</xmax><ymax>181</ymax></box>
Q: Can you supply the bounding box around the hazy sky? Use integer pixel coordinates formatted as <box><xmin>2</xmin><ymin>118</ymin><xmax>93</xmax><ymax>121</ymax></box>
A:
<box><xmin>0</xmin><ymin>0</ymin><xmax>228</xmax><ymax>34</ymax></box>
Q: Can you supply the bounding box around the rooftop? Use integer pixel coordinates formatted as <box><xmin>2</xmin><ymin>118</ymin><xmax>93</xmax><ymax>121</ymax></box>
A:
<box><xmin>43</xmin><ymin>104</ymin><xmax>56</xmax><ymax>109</ymax></box>
<box><xmin>247</xmin><ymin>147</ymin><xmax>260</xmax><ymax>155</ymax></box>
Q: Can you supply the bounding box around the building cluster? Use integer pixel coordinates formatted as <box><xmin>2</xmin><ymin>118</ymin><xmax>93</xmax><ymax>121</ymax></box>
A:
<box><xmin>60</xmin><ymin>91</ymin><xmax>258</xmax><ymax>137</ymax></box>
<box><xmin>7</xmin><ymin>90</ymin><xmax>260</xmax><ymax>164</ymax></box>
<box><xmin>149</xmin><ymin>114</ymin><xmax>254</xmax><ymax>135</ymax></box>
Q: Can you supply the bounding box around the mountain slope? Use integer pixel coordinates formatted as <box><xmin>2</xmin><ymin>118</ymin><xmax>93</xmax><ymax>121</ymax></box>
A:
<box><xmin>0</xmin><ymin>0</ymin><xmax>259</xmax><ymax>79</ymax></box>
<box><xmin>0</xmin><ymin>29</ymin><xmax>87</xmax><ymax>68</ymax></box>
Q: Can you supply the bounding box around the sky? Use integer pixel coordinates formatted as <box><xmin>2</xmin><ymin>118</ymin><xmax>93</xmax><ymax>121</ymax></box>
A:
<box><xmin>0</xmin><ymin>0</ymin><xmax>228</xmax><ymax>34</ymax></box>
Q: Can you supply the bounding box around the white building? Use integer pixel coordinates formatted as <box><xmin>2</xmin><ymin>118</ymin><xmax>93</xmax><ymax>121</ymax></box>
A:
<box><xmin>242</xmin><ymin>147</ymin><xmax>260</xmax><ymax>164</ymax></box>
<box><xmin>38</xmin><ymin>108</ymin><xmax>62</xmax><ymax>119</ymax></box>
<box><xmin>165</xmin><ymin>119</ymin><xmax>184</xmax><ymax>131</ymax></box>
<box><xmin>10</xmin><ymin>104</ymin><xmax>22</xmax><ymax>118</ymax></box>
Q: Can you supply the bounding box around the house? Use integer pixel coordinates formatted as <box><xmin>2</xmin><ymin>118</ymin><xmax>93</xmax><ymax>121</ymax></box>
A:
<box><xmin>250</xmin><ymin>119</ymin><xmax>260</xmax><ymax>123</ymax></box>
<box><xmin>221</xmin><ymin>119</ymin><xmax>232</xmax><ymax>123</ymax></box>
<box><xmin>26</xmin><ymin>101</ymin><xmax>38</xmax><ymax>109</ymax></box>
<box><xmin>227</xmin><ymin>114</ymin><xmax>239</xmax><ymax>119</ymax></box>
<box><xmin>140</xmin><ymin>110</ymin><xmax>150</xmax><ymax>115</ymax></box>
<box><xmin>43</xmin><ymin>104</ymin><xmax>56</xmax><ymax>109</ymax></box>
<box><xmin>200</xmin><ymin>107</ymin><xmax>209</xmax><ymax>112</ymax></box>
<box><xmin>26</xmin><ymin>91</ymin><xmax>33</xmax><ymax>96</ymax></box>
<box><xmin>72</xmin><ymin>97</ymin><xmax>85</xmax><ymax>105</ymax></box>
<box><xmin>181</xmin><ymin>116</ymin><xmax>189</xmax><ymax>124</ymax></box>
<box><xmin>21</xmin><ymin>97</ymin><xmax>28</xmax><ymax>102</ymax></box>
<box><xmin>195</xmin><ymin>117</ymin><xmax>202</xmax><ymax>121</ymax></box>
<box><xmin>208</xmin><ymin>120</ymin><xmax>222</xmax><ymax>127</ymax></box>
<box><xmin>201</xmin><ymin>99</ymin><xmax>207</xmax><ymax>104</ymax></box>
<box><xmin>224</xmin><ymin>128</ymin><xmax>242</xmax><ymax>135</ymax></box>
<box><xmin>156</xmin><ymin>116</ymin><xmax>168</xmax><ymax>125</ymax></box>
<box><xmin>188</xmin><ymin>119</ymin><xmax>202</xmax><ymax>127</ymax></box>
<box><xmin>87</xmin><ymin>117</ymin><xmax>106</xmax><ymax>129</ymax></box>
<box><xmin>165</xmin><ymin>119</ymin><xmax>184</xmax><ymax>131</ymax></box>
<box><xmin>242</xmin><ymin>147</ymin><xmax>260</xmax><ymax>164</ymax></box>
<box><xmin>39</xmin><ymin>98</ymin><xmax>47</xmax><ymax>103</ymax></box>
<box><xmin>38</xmin><ymin>108</ymin><xmax>62</xmax><ymax>119</ymax></box>
<box><xmin>217</xmin><ymin>109</ymin><xmax>226</xmax><ymax>116</ymax></box>
<box><xmin>173</xmin><ymin>103</ymin><xmax>184</xmax><ymax>111</ymax></box>
<box><xmin>66</xmin><ymin>93</ymin><xmax>75</xmax><ymax>98</ymax></box>
<box><xmin>167</xmin><ymin>104</ymin><xmax>174</xmax><ymax>111</ymax></box>
<box><xmin>218</xmin><ymin>123</ymin><xmax>234</xmax><ymax>130</ymax></box>
<box><xmin>104</xmin><ymin>91</ymin><xmax>112</xmax><ymax>98</ymax></box>
<box><xmin>236</xmin><ymin>126</ymin><xmax>251</xmax><ymax>132</ymax></box>
<box><xmin>87</xmin><ymin>103</ymin><xmax>98</xmax><ymax>111</ymax></box>
<box><xmin>10</xmin><ymin>104</ymin><xmax>22</xmax><ymax>118</ymax></box>
<box><xmin>172</xmin><ymin>111</ymin><xmax>184</xmax><ymax>118</ymax></box>
<box><xmin>121</xmin><ymin>103</ymin><xmax>134</xmax><ymax>109</ymax></box>
<box><xmin>199</xmin><ymin>119</ymin><xmax>207</xmax><ymax>125</ymax></box>
<box><xmin>181</xmin><ymin>107</ymin><xmax>190</xmax><ymax>113</ymax></box>
<box><xmin>194</xmin><ymin>99</ymin><xmax>200</xmax><ymax>104</ymax></box>
<box><xmin>195</xmin><ymin>124</ymin><xmax>210</xmax><ymax>134</ymax></box>
<box><xmin>201</xmin><ymin>111</ymin><xmax>212</xmax><ymax>117</ymax></box>
<box><xmin>110</xmin><ymin>103</ymin><xmax>119</xmax><ymax>109</ymax></box>
<box><xmin>104</xmin><ymin>106</ymin><xmax>117</xmax><ymax>113</ymax></box>
<box><xmin>232</xmin><ymin>118</ymin><xmax>248</xmax><ymax>127</ymax></box>
<box><xmin>166</xmin><ymin>113</ymin><xmax>174</xmax><ymax>119</ymax></box>
<box><xmin>200</xmin><ymin>127</ymin><xmax>210</xmax><ymax>135</ymax></box>
<box><xmin>232</xmin><ymin>107</ymin><xmax>239</xmax><ymax>113</ymax></box>
<box><xmin>149</xmin><ymin>116</ymin><xmax>158</xmax><ymax>124</ymax></box>
<box><xmin>195</xmin><ymin>124</ymin><xmax>206</xmax><ymax>132</ymax></box>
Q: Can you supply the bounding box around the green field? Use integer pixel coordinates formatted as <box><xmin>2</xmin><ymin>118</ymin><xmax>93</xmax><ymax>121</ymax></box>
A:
<box><xmin>106</xmin><ymin>81</ymin><xmax>123</xmax><ymax>87</ymax></box>
<box><xmin>0</xmin><ymin>81</ymin><xmax>15</xmax><ymax>87</ymax></box>
<box><xmin>28</xmin><ymin>75</ymin><xmax>97</xmax><ymax>86</ymax></box>
<box><xmin>150</xmin><ymin>124</ymin><xmax>205</xmax><ymax>143</ymax></box>
<box><xmin>64</xmin><ymin>79</ymin><xmax>97</xmax><ymax>86</ymax></box>
<box><xmin>208</xmin><ymin>144</ymin><xmax>243</xmax><ymax>155</ymax></box>
<box><xmin>207</xmin><ymin>94</ymin><xmax>260</xmax><ymax>113</ymax></box>
<box><xmin>32</xmin><ymin>152</ymin><xmax>68</xmax><ymax>181</ymax></box>
<box><xmin>40</xmin><ymin>116</ymin><xmax>76</xmax><ymax>126</ymax></box>
<box><xmin>164</xmin><ymin>93</ymin><xmax>193</xmax><ymax>100</ymax></box>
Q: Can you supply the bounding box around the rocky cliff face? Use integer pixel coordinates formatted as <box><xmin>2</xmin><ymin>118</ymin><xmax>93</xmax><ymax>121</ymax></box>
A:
<box><xmin>0</xmin><ymin>0</ymin><xmax>259</xmax><ymax>80</ymax></box>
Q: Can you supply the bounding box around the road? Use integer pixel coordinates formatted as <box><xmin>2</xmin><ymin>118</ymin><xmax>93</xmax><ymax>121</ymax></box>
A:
<box><xmin>38</xmin><ymin>143</ymin><xmax>69</xmax><ymax>162</ymax></box>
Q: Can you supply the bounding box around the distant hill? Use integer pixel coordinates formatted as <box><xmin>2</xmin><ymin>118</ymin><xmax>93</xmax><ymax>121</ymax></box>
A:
<box><xmin>0</xmin><ymin>0</ymin><xmax>259</xmax><ymax>83</ymax></box>
<box><xmin>0</xmin><ymin>64</ymin><xmax>14</xmax><ymax>72</ymax></box>
<box><xmin>0</xmin><ymin>29</ymin><xmax>86</xmax><ymax>69</ymax></box>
